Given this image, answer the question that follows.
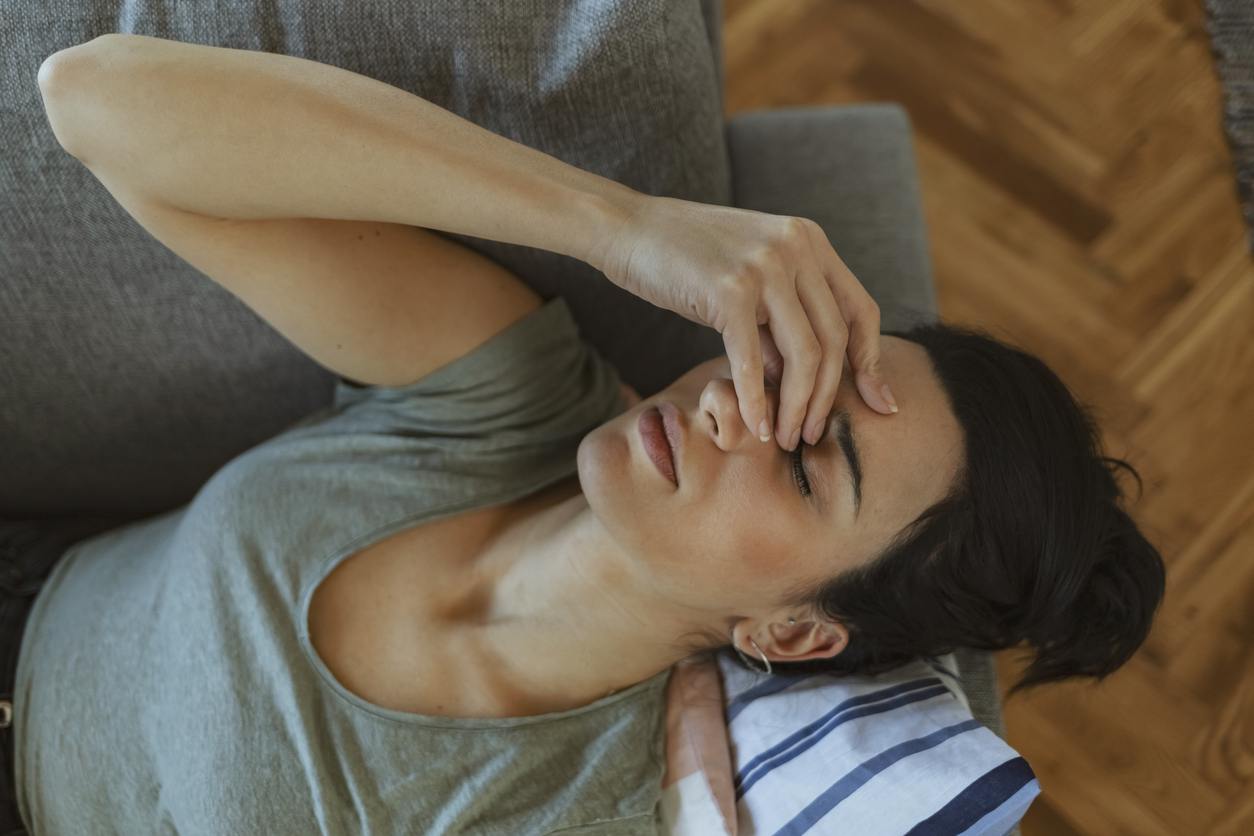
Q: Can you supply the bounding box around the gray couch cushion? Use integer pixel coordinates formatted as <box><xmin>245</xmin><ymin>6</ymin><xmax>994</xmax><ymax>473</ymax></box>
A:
<box><xmin>0</xmin><ymin>0</ymin><xmax>730</xmax><ymax>518</ymax></box>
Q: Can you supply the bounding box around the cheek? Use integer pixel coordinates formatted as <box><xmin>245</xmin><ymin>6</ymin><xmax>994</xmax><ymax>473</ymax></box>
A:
<box><xmin>693</xmin><ymin>459</ymin><xmax>847</xmax><ymax>605</ymax></box>
<box><xmin>577</xmin><ymin>409</ymin><xmax>820</xmax><ymax>606</ymax></box>
<box><xmin>699</xmin><ymin>462</ymin><xmax>794</xmax><ymax>557</ymax></box>
<box><xmin>603</xmin><ymin>462</ymin><xmax>803</xmax><ymax>597</ymax></box>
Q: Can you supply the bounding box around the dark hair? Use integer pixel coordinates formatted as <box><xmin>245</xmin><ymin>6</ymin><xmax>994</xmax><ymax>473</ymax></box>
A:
<box><xmin>749</xmin><ymin>323</ymin><xmax>1166</xmax><ymax>694</ymax></box>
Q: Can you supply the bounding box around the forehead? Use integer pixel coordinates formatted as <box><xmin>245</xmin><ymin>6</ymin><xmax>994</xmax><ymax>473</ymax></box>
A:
<box><xmin>849</xmin><ymin>336</ymin><xmax>963</xmax><ymax>546</ymax></box>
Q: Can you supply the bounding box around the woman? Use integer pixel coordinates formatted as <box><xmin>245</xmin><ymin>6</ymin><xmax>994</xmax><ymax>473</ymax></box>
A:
<box><xmin>2</xmin><ymin>34</ymin><xmax>1163</xmax><ymax>835</ymax></box>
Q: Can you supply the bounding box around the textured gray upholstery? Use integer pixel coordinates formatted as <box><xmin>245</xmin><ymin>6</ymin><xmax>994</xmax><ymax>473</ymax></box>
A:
<box><xmin>954</xmin><ymin>647</ymin><xmax>1008</xmax><ymax>740</ymax></box>
<box><xmin>699</xmin><ymin>0</ymin><xmax>724</xmax><ymax>106</ymax></box>
<box><xmin>0</xmin><ymin>0</ymin><xmax>1008</xmax><ymax>784</ymax></box>
<box><xmin>0</xmin><ymin>0</ymin><xmax>730</xmax><ymax>519</ymax></box>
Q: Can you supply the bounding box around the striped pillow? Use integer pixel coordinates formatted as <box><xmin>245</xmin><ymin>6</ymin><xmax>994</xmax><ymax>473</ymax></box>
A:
<box><xmin>720</xmin><ymin>653</ymin><xmax>1039</xmax><ymax>836</ymax></box>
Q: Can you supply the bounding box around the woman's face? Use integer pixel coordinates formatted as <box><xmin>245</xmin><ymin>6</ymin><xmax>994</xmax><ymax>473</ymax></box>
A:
<box><xmin>577</xmin><ymin>335</ymin><xmax>965</xmax><ymax>618</ymax></box>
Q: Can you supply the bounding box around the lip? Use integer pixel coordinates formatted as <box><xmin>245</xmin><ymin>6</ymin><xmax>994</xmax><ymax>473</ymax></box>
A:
<box><xmin>658</xmin><ymin>402</ymin><xmax>684</xmax><ymax>483</ymax></box>
<box><xmin>637</xmin><ymin>403</ymin><xmax>683</xmax><ymax>487</ymax></box>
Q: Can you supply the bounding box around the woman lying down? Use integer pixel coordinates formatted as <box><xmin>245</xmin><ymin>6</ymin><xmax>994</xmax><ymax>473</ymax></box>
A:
<box><xmin>9</xmin><ymin>33</ymin><xmax>1164</xmax><ymax>835</ymax></box>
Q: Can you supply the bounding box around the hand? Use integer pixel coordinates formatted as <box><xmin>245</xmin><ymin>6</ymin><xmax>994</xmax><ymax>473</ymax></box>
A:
<box><xmin>587</xmin><ymin>194</ymin><xmax>897</xmax><ymax>450</ymax></box>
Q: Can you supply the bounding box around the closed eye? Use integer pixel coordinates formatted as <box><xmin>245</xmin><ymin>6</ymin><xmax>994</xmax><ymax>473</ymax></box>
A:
<box><xmin>762</xmin><ymin>377</ymin><xmax>811</xmax><ymax>499</ymax></box>
<box><xmin>791</xmin><ymin>444</ymin><xmax>812</xmax><ymax>498</ymax></box>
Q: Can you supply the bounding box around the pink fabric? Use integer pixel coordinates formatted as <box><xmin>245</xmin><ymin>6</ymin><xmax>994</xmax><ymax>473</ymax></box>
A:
<box><xmin>662</xmin><ymin>653</ymin><xmax>737</xmax><ymax>836</ymax></box>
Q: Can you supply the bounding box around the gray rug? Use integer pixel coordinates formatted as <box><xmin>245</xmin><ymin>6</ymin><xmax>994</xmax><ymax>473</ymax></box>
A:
<box><xmin>1206</xmin><ymin>0</ymin><xmax>1254</xmax><ymax>250</ymax></box>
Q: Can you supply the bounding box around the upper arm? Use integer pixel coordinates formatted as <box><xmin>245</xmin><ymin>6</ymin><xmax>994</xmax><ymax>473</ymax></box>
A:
<box><xmin>85</xmin><ymin>168</ymin><xmax>542</xmax><ymax>387</ymax></box>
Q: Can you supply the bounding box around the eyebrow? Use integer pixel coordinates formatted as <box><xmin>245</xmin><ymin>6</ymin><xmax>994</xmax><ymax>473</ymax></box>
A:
<box><xmin>832</xmin><ymin>409</ymin><xmax>863</xmax><ymax>516</ymax></box>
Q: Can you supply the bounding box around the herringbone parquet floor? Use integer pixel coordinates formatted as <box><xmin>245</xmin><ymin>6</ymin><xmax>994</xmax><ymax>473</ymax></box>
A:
<box><xmin>722</xmin><ymin>1</ymin><xmax>1254</xmax><ymax>833</ymax></box>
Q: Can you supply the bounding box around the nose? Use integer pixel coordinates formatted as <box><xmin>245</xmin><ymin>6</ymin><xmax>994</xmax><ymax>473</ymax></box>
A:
<box><xmin>700</xmin><ymin>377</ymin><xmax>780</xmax><ymax>452</ymax></box>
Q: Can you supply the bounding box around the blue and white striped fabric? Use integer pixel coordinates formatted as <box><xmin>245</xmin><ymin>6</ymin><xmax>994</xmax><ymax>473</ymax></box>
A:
<box><xmin>720</xmin><ymin>653</ymin><xmax>1039</xmax><ymax>836</ymax></box>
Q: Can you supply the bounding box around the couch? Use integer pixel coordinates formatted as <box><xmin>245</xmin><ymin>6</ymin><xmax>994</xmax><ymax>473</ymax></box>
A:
<box><xmin>0</xmin><ymin>0</ymin><xmax>1009</xmax><ymax>803</ymax></box>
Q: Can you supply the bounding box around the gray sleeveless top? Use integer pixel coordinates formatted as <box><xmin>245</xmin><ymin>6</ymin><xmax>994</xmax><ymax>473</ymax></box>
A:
<box><xmin>15</xmin><ymin>298</ymin><xmax>672</xmax><ymax>836</ymax></box>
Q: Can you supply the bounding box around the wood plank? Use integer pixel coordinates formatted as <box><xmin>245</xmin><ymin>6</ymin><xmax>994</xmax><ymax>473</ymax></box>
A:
<box><xmin>851</xmin><ymin>57</ymin><xmax>1112</xmax><ymax>243</ymax></box>
<box><xmin>1193</xmin><ymin>642</ymin><xmax>1254</xmax><ymax>797</ymax></box>
<box><xmin>909</xmin><ymin>132</ymin><xmax>1122</xmax><ymax>311</ymax></box>
<box><xmin>1005</xmin><ymin>676</ymin><xmax>1228</xmax><ymax>831</ymax></box>
<box><xmin>1208</xmin><ymin>790</ymin><xmax>1254</xmax><ymax>836</ymax></box>
<box><xmin>1000</xmin><ymin>684</ymin><xmax>1181</xmax><ymax>836</ymax></box>
<box><xmin>1114</xmin><ymin>241</ymin><xmax>1252</xmax><ymax>394</ymax></box>
<box><xmin>1155</xmin><ymin>466</ymin><xmax>1254</xmax><ymax>614</ymax></box>
<box><xmin>1020</xmin><ymin>793</ymin><xmax>1087</xmax><ymax>836</ymax></box>
<box><xmin>923</xmin><ymin>163</ymin><xmax>1134</xmax><ymax>370</ymax></box>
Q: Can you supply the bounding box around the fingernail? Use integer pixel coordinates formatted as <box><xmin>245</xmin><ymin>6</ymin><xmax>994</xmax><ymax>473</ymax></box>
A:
<box><xmin>759</xmin><ymin>419</ymin><xmax>771</xmax><ymax>442</ymax></box>
<box><xmin>881</xmin><ymin>383</ymin><xmax>899</xmax><ymax>413</ymax></box>
<box><xmin>789</xmin><ymin>428</ymin><xmax>801</xmax><ymax>450</ymax></box>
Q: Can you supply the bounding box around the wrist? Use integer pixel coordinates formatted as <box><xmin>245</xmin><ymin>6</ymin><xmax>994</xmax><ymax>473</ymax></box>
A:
<box><xmin>579</xmin><ymin>184</ymin><xmax>648</xmax><ymax>274</ymax></box>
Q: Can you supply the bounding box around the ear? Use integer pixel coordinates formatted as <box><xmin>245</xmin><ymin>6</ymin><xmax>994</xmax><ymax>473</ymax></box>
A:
<box><xmin>765</xmin><ymin>620</ymin><xmax>849</xmax><ymax>663</ymax></box>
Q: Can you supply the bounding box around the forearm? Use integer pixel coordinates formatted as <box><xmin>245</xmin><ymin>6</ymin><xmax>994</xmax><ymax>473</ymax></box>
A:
<box><xmin>37</xmin><ymin>33</ymin><xmax>637</xmax><ymax>263</ymax></box>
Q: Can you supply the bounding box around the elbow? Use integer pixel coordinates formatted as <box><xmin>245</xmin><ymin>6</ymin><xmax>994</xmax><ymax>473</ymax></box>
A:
<box><xmin>37</xmin><ymin>34</ymin><xmax>152</xmax><ymax>163</ymax></box>
<box><xmin>37</xmin><ymin>34</ymin><xmax>116</xmax><ymax>92</ymax></box>
<box><xmin>37</xmin><ymin>47</ymin><xmax>79</xmax><ymax>98</ymax></box>
<box><xmin>37</xmin><ymin>36</ymin><xmax>116</xmax><ymax>161</ymax></box>
<box><xmin>36</xmin><ymin>57</ymin><xmax>81</xmax><ymax>160</ymax></box>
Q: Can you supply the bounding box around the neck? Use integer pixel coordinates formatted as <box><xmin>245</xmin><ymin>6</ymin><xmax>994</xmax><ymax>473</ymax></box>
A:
<box><xmin>455</xmin><ymin>487</ymin><xmax>720</xmax><ymax>715</ymax></box>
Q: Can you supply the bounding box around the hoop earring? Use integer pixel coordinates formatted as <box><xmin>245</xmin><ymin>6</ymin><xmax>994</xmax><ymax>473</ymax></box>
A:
<box><xmin>730</xmin><ymin>630</ymin><xmax>773</xmax><ymax>676</ymax></box>
<box><xmin>749</xmin><ymin>638</ymin><xmax>773</xmax><ymax>676</ymax></box>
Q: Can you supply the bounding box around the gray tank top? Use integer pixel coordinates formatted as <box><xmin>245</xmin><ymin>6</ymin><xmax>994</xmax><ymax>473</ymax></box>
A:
<box><xmin>15</xmin><ymin>298</ymin><xmax>671</xmax><ymax>835</ymax></box>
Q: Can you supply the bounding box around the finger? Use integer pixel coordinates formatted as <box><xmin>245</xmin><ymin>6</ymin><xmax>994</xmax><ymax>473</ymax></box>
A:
<box><xmin>794</xmin><ymin>269</ymin><xmax>848</xmax><ymax>445</ymax></box>
<box><xmin>766</xmin><ymin>284</ymin><xmax>825</xmax><ymax>450</ymax></box>
<box><xmin>849</xmin><ymin>304</ymin><xmax>895</xmax><ymax>415</ymax></box>
<box><xmin>758</xmin><ymin>323</ymin><xmax>784</xmax><ymax>387</ymax></box>
<box><xmin>816</xmin><ymin>241</ymin><xmax>895</xmax><ymax>415</ymax></box>
<box><xmin>835</xmin><ymin>282</ymin><xmax>891</xmax><ymax>414</ymax></box>
<box><xmin>721</xmin><ymin>305</ymin><xmax>773</xmax><ymax>442</ymax></box>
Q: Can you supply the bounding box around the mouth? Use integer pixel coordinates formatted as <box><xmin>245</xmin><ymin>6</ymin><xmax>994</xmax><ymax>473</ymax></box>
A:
<box><xmin>637</xmin><ymin>403</ymin><xmax>681</xmax><ymax>487</ymax></box>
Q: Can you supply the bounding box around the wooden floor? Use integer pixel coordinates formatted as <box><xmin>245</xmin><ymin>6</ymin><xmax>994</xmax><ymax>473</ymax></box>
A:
<box><xmin>721</xmin><ymin>1</ymin><xmax>1254</xmax><ymax>834</ymax></box>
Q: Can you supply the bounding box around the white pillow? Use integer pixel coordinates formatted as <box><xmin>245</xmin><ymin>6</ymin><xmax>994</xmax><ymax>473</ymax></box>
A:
<box><xmin>659</xmin><ymin>653</ymin><xmax>1039</xmax><ymax>836</ymax></box>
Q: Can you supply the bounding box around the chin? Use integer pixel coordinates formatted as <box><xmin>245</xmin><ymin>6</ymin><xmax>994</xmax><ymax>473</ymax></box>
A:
<box><xmin>575</xmin><ymin>407</ymin><xmax>665</xmax><ymax>558</ymax></box>
<box><xmin>576</xmin><ymin>415</ymin><xmax>626</xmax><ymax>518</ymax></box>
